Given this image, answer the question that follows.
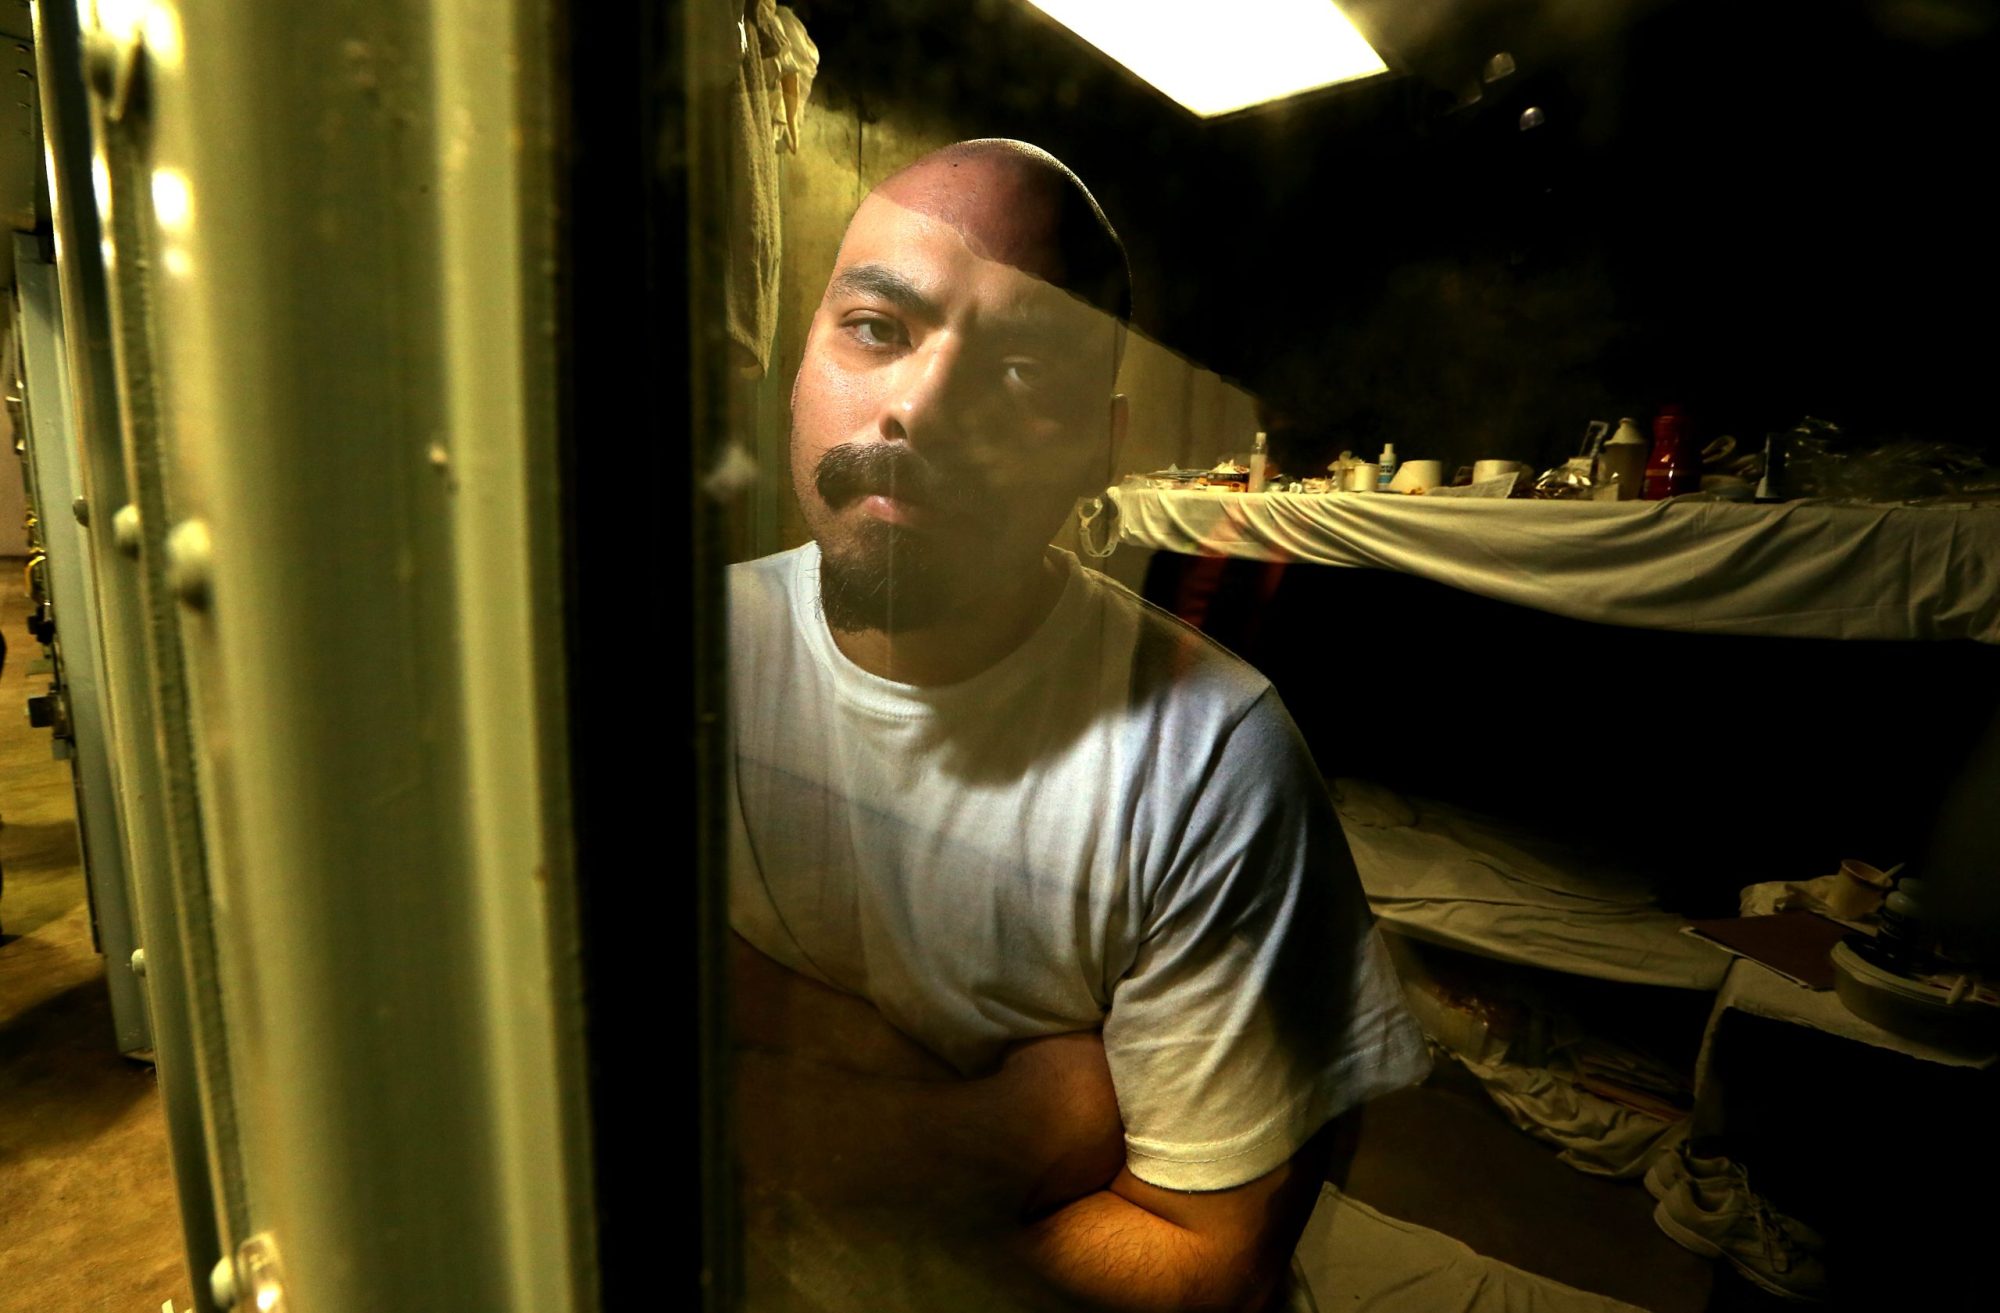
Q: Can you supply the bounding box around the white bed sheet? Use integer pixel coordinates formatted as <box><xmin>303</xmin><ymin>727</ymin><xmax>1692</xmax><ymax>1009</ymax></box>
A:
<box><xmin>1109</xmin><ymin>487</ymin><xmax>2000</xmax><ymax>644</ymax></box>
<box><xmin>1333</xmin><ymin>778</ymin><xmax>1733</xmax><ymax>990</ymax></box>
<box><xmin>1292</xmin><ymin>1188</ymin><xmax>1649</xmax><ymax>1313</ymax></box>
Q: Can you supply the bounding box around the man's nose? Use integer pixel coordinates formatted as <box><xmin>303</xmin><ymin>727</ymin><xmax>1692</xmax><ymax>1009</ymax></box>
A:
<box><xmin>877</xmin><ymin>335</ymin><xmax>975</xmax><ymax>448</ymax></box>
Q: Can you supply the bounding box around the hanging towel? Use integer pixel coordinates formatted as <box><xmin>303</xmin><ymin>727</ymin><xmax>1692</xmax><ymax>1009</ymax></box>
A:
<box><xmin>724</xmin><ymin>3</ymin><xmax>818</xmax><ymax>374</ymax></box>
<box><xmin>770</xmin><ymin>5</ymin><xmax>820</xmax><ymax>155</ymax></box>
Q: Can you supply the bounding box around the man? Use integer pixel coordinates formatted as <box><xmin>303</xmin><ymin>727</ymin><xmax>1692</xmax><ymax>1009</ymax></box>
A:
<box><xmin>728</xmin><ymin>139</ymin><xmax>1426</xmax><ymax>1310</ymax></box>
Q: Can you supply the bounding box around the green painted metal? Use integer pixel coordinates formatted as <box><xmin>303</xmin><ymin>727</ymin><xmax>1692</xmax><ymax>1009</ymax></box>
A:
<box><xmin>20</xmin><ymin>0</ymin><xmax>597</xmax><ymax>1307</ymax></box>
<box><xmin>12</xmin><ymin>236</ymin><xmax>151</xmax><ymax>1058</ymax></box>
<box><xmin>46</xmin><ymin>1</ymin><xmax>597</xmax><ymax>1310</ymax></box>
<box><xmin>30</xmin><ymin>4</ymin><xmax>231</xmax><ymax>1305</ymax></box>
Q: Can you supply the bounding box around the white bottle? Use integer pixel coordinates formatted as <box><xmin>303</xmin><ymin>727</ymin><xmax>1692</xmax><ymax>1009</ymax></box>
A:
<box><xmin>1598</xmin><ymin>418</ymin><xmax>1647</xmax><ymax>501</ymax></box>
<box><xmin>1248</xmin><ymin>431</ymin><xmax>1269</xmax><ymax>493</ymax></box>
<box><xmin>1376</xmin><ymin>442</ymin><xmax>1398</xmax><ymax>491</ymax></box>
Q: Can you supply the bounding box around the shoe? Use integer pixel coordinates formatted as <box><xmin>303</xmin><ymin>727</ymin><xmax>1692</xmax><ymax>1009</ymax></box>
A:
<box><xmin>1641</xmin><ymin>1133</ymin><xmax>1734</xmax><ymax>1202</ymax></box>
<box><xmin>1652</xmin><ymin>1172</ymin><xmax>1828</xmax><ymax>1302</ymax></box>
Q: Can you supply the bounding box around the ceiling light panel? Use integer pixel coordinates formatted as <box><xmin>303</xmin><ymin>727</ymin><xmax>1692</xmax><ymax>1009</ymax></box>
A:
<box><xmin>1022</xmin><ymin>1</ymin><xmax>1388</xmax><ymax>118</ymax></box>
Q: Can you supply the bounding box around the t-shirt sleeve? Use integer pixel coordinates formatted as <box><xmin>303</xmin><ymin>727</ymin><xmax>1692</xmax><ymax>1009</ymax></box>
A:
<box><xmin>1102</xmin><ymin>688</ymin><xmax>1430</xmax><ymax>1192</ymax></box>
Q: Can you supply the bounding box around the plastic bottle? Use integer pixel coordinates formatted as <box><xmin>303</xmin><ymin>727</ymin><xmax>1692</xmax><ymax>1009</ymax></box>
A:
<box><xmin>1376</xmin><ymin>442</ymin><xmax>1398</xmax><ymax>491</ymax></box>
<box><xmin>1754</xmin><ymin>433</ymin><xmax>1787</xmax><ymax>503</ymax></box>
<box><xmin>1248</xmin><ymin>430</ymin><xmax>1269</xmax><ymax>493</ymax></box>
<box><xmin>1642</xmin><ymin>404</ymin><xmax>1701</xmax><ymax>500</ymax></box>
<box><xmin>1597</xmin><ymin>418</ymin><xmax>1648</xmax><ymax>500</ymax></box>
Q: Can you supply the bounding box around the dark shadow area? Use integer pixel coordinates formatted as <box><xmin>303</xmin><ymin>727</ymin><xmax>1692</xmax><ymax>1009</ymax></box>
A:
<box><xmin>0</xmin><ymin>819</ymin><xmax>87</xmax><ymax>940</ymax></box>
<box><xmin>1144</xmin><ymin>552</ymin><xmax>2000</xmax><ymax>916</ymax></box>
<box><xmin>1347</xmin><ymin>1076</ymin><xmax>1718</xmax><ymax>1312</ymax></box>
<box><xmin>0</xmin><ymin>818</ymin><xmax>85</xmax><ymax>873</ymax></box>
<box><xmin>0</xmin><ymin>970</ymin><xmax>152</xmax><ymax>1164</ymax></box>
<box><xmin>797</xmin><ymin>0</ymin><xmax>2000</xmax><ymax>480</ymax></box>
<box><xmin>1708</xmin><ymin>1011</ymin><xmax>2000</xmax><ymax>1311</ymax></box>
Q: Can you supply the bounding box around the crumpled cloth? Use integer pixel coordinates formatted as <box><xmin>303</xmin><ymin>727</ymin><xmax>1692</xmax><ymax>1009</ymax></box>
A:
<box><xmin>1445</xmin><ymin>1045</ymin><xmax>1684</xmax><ymax>1179</ymax></box>
<box><xmin>1738</xmin><ymin>872</ymin><xmax>1882</xmax><ymax>924</ymax></box>
<box><xmin>1291</xmin><ymin>1187</ymin><xmax>1650</xmax><ymax>1312</ymax></box>
<box><xmin>768</xmin><ymin>5</ymin><xmax>819</xmax><ymax>154</ymax></box>
<box><xmin>726</xmin><ymin>1</ymin><xmax>818</xmax><ymax>374</ymax></box>
<box><xmin>1402</xmin><ymin>984</ymin><xmax>1687</xmax><ymax>1179</ymax></box>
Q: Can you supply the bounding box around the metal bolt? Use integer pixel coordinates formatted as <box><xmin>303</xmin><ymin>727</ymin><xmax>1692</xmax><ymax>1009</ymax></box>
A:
<box><xmin>71</xmin><ymin>496</ymin><xmax>89</xmax><ymax>524</ymax></box>
<box><xmin>130</xmin><ymin>947</ymin><xmax>146</xmax><ymax>978</ymax></box>
<box><xmin>112</xmin><ymin>503</ymin><xmax>141</xmax><ymax>557</ymax></box>
<box><xmin>208</xmin><ymin>1255</ymin><xmax>239</xmax><ymax>1310</ymax></box>
<box><xmin>165</xmin><ymin>519</ymin><xmax>213</xmax><ymax>611</ymax></box>
<box><xmin>233</xmin><ymin>1234</ymin><xmax>287</xmax><ymax>1312</ymax></box>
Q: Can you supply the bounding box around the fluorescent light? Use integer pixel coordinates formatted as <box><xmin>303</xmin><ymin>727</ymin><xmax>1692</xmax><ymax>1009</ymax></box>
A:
<box><xmin>1022</xmin><ymin>1</ymin><xmax>1388</xmax><ymax>118</ymax></box>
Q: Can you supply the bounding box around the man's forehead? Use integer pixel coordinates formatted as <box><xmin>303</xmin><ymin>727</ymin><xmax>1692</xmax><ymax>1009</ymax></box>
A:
<box><xmin>861</xmin><ymin>156</ymin><xmax>1071</xmax><ymax>288</ymax></box>
<box><xmin>830</xmin><ymin>194</ymin><xmax>1088</xmax><ymax>324</ymax></box>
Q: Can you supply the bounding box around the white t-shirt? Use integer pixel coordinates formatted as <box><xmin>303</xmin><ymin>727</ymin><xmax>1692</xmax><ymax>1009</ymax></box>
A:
<box><xmin>729</xmin><ymin>542</ymin><xmax>1427</xmax><ymax>1192</ymax></box>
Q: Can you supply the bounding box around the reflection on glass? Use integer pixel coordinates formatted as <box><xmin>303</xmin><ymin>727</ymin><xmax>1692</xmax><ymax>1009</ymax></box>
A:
<box><xmin>709</xmin><ymin>3</ymin><xmax>2000</xmax><ymax>1309</ymax></box>
<box><xmin>727</xmin><ymin>137</ymin><xmax>1425</xmax><ymax>1310</ymax></box>
<box><xmin>1019</xmin><ymin>1</ymin><xmax>1388</xmax><ymax>118</ymax></box>
<box><xmin>149</xmin><ymin>167</ymin><xmax>192</xmax><ymax>234</ymax></box>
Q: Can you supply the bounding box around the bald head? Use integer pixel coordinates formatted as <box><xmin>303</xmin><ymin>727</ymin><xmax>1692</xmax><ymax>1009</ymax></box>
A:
<box><xmin>872</xmin><ymin>139</ymin><xmax>1132</xmax><ymax>324</ymax></box>
<box><xmin>790</xmin><ymin>139</ymin><xmax>1133</xmax><ymax>642</ymax></box>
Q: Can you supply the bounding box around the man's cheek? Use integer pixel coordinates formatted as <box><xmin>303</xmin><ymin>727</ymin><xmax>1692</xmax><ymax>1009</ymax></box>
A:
<box><xmin>976</xmin><ymin>472</ymin><xmax>1098</xmax><ymax>532</ymax></box>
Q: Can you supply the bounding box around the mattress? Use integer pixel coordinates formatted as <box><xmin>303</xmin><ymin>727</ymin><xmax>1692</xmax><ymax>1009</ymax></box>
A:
<box><xmin>1110</xmin><ymin>487</ymin><xmax>2000</xmax><ymax>644</ymax></box>
<box><xmin>1333</xmin><ymin>777</ymin><xmax>1733</xmax><ymax>991</ymax></box>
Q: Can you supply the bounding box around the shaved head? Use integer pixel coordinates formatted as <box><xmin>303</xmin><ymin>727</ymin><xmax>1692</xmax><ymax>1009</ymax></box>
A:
<box><xmin>874</xmin><ymin>139</ymin><xmax>1132</xmax><ymax>324</ymax></box>
<box><xmin>791</xmin><ymin>138</ymin><xmax>1131</xmax><ymax>647</ymax></box>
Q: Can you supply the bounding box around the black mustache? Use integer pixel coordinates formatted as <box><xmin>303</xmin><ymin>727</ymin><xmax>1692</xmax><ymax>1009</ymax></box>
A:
<box><xmin>814</xmin><ymin>444</ymin><xmax>955</xmax><ymax>511</ymax></box>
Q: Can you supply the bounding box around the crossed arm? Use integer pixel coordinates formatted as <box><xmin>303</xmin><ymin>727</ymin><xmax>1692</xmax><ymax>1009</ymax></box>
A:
<box><xmin>731</xmin><ymin>936</ymin><xmax>1344</xmax><ymax>1311</ymax></box>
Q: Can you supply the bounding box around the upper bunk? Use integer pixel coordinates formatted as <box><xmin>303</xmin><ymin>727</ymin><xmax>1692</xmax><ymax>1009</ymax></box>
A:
<box><xmin>1107</xmin><ymin>488</ymin><xmax>2000</xmax><ymax>645</ymax></box>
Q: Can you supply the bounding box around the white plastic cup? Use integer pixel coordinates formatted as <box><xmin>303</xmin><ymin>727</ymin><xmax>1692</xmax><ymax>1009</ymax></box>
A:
<box><xmin>1473</xmin><ymin>459</ymin><xmax>1523</xmax><ymax>484</ymax></box>
<box><xmin>1344</xmin><ymin>463</ymin><xmax>1381</xmax><ymax>492</ymax></box>
<box><xmin>1389</xmin><ymin>459</ymin><xmax>1445</xmax><ymax>493</ymax></box>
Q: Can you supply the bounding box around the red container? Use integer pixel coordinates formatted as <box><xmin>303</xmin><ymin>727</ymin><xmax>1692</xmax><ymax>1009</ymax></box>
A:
<box><xmin>1642</xmin><ymin>404</ymin><xmax>1701</xmax><ymax>500</ymax></box>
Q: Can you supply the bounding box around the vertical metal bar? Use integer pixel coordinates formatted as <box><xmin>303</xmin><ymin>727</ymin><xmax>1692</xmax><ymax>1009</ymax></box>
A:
<box><xmin>29</xmin><ymin>6</ymin><xmax>228</xmax><ymax>1305</ymax></box>
<box><xmin>89</xmin><ymin>1</ymin><xmax>595</xmax><ymax>1309</ymax></box>
<box><xmin>682</xmin><ymin>2</ymin><xmax>740</xmax><ymax>1307</ymax></box>
<box><xmin>83</xmin><ymin>10</ymin><xmax>255</xmax><ymax>1262</ymax></box>
<box><xmin>421</xmin><ymin>2</ymin><xmax>598</xmax><ymax>1306</ymax></box>
<box><xmin>11</xmin><ymin>238</ymin><xmax>151</xmax><ymax>1056</ymax></box>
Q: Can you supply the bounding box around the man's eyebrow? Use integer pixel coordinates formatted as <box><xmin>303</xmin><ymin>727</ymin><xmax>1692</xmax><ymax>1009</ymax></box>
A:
<box><xmin>825</xmin><ymin>263</ymin><xmax>936</xmax><ymax>317</ymax></box>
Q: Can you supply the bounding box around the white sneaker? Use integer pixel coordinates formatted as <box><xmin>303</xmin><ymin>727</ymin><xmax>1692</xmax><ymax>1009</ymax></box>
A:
<box><xmin>1652</xmin><ymin>1172</ymin><xmax>1828</xmax><ymax>1302</ymax></box>
<box><xmin>1641</xmin><ymin>1134</ymin><xmax>1733</xmax><ymax>1202</ymax></box>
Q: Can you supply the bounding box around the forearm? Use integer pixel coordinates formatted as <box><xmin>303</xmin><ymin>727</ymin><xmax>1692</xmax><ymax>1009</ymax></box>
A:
<box><xmin>1018</xmin><ymin>1176</ymin><xmax>1277</xmax><ymax>1313</ymax></box>
<box><xmin>734</xmin><ymin>938</ymin><xmax>1127</xmax><ymax>1220</ymax></box>
<box><xmin>739</xmin><ymin>1056</ymin><xmax>1236</xmax><ymax>1308</ymax></box>
<box><xmin>732</xmin><ymin>937</ymin><xmax>1254</xmax><ymax>1305</ymax></box>
<box><xmin>1020</xmin><ymin>1117</ymin><xmax>1348</xmax><ymax>1313</ymax></box>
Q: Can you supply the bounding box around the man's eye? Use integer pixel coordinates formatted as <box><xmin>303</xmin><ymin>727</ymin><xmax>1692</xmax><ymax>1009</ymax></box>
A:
<box><xmin>847</xmin><ymin>316</ymin><xmax>905</xmax><ymax>348</ymax></box>
<box><xmin>1001</xmin><ymin>358</ymin><xmax>1045</xmax><ymax>389</ymax></box>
